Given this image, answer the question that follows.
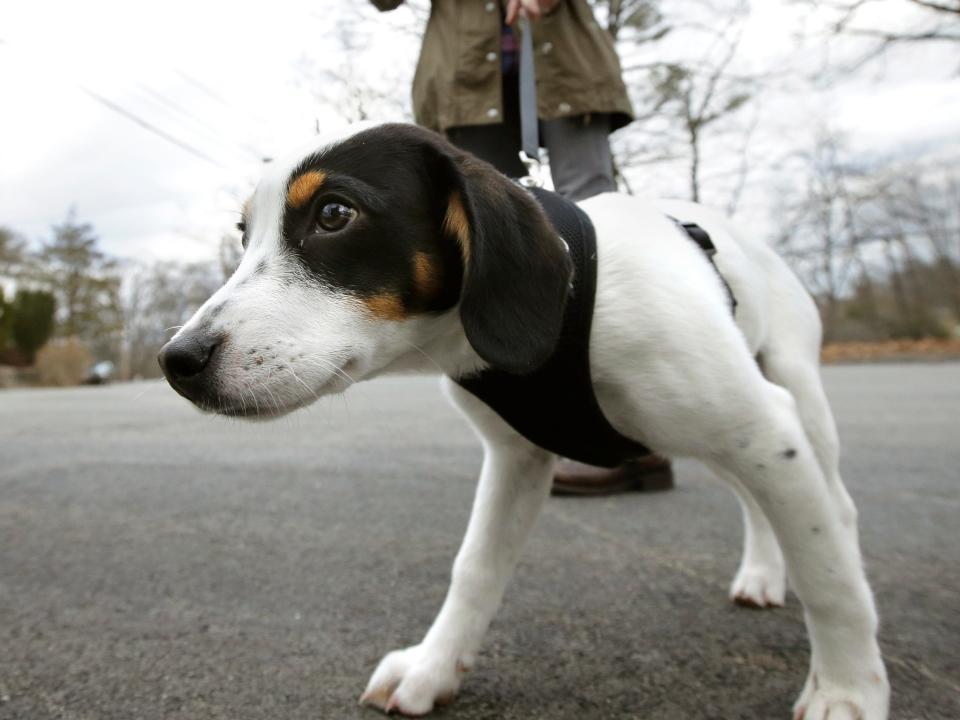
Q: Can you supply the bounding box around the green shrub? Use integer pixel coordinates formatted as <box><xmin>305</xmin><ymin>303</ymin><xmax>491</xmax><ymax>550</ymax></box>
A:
<box><xmin>11</xmin><ymin>289</ymin><xmax>56</xmax><ymax>362</ymax></box>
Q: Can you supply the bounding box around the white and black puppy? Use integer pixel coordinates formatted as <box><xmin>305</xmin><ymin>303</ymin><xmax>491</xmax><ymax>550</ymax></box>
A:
<box><xmin>159</xmin><ymin>122</ymin><xmax>889</xmax><ymax>719</ymax></box>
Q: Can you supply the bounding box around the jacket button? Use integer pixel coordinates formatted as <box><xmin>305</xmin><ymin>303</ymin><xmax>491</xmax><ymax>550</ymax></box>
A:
<box><xmin>485</xmin><ymin>1</ymin><xmax>496</xmax><ymax>11</ymax></box>
<box><xmin>486</xmin><ymin>51</ymin><xmax>497</xmax><ymax>62</ymax></box>
<box><xmin>487</xmin><ymin>107</ymin><xmax>500</xmax><ymax>119</ymax></box>
<box><xmin>541</xmin><ymin>42</ymin><xmax>553</xmax><ymax>54</ymax></box>
<box><xmin>558</xmin><ymin>102</ymin><xmax>571</xmax><ymax>113</ymax></box>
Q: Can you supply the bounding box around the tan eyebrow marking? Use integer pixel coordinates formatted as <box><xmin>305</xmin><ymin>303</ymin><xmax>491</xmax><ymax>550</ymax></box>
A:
<box><xmin>286</xmin><ymin>170</ymin><xmax>327</xmax><ymax>209</ymax></box>
<box><xmin>362</xmin><ymin>293</ymin><xmax>407</xmax><ymax>321</ymax></box>
<box><xmin>443</xmin><ymin>191</ymin><xmax>470</xmax><ymax>265</ymax></box>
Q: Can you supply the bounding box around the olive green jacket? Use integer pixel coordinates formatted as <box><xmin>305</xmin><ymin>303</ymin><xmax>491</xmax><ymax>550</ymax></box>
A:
<box><xmin>371</xmin><ymin>0</ymin><xmax>633</xmax><ymax>133</ymax></box>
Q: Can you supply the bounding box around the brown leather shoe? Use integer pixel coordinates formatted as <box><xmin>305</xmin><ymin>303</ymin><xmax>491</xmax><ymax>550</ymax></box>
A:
<box><xmin>552</xmin><ymin>455</ymin><xmax>674</xmax><ymax>496</ymax></box>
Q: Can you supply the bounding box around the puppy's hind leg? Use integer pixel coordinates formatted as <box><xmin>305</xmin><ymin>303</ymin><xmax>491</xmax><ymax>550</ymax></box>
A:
<box><xmin>708</xmin><ymin>466</ymin><xmax>785</xmax><ymax>608</ymax></box>
<box><xmin>361</xmin><ymin>377</ymin><xmax>555</xmax><ymax>717</ymax></box>
<box><xmin>760</xmin><ymin>345</ymin><xmax>859</xmax><ymax>542</ymax></box>
<box><xmin>718</xmin><ymin>380</ymin><xmax>888</xmax><ymax>720</ymax></box>
<box><xmin>757</xmin><ymin>342</ymin><xmax>876</xmax><ymax>717</ymax></box>
<box><xmin>758</xmin><ymin>280</ymin><xmax>859</xmax><ymax>540</ymax></box>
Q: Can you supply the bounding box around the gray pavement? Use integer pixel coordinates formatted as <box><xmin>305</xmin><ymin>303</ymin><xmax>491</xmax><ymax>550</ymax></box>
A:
<box><xmin>0</xmin><ymin>363</ymin><xmax>958</xmax><ymax>720</ymax></box>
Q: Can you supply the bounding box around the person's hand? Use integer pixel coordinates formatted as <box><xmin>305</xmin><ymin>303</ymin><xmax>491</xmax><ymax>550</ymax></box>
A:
<box><xmin>505</xmin><ymin>0</ymin><xmax>560</xmax><ymax>25</ymax></box>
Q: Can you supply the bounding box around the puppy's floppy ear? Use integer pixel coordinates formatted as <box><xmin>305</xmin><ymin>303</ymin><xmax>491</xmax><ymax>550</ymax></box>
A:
<box><xmin>430</xmin><ymin>145</ymin><xmax>573</xmax><ymax>374</ymax></box>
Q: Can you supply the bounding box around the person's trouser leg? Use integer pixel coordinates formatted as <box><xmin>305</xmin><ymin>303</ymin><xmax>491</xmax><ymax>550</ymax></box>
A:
<box><xmin>541</xmin><ymin>114</ymin><xmax>616</xmax><ymax>201</ymax></box>
<box><xmin>446</xmin><ymin>73</ymin><xmax>525</xmax><ymax>178</ymax></box>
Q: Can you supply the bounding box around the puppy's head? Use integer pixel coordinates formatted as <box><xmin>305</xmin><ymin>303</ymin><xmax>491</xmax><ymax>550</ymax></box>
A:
<box><xmin>158</xmin><ymin>123</ymin><xmax>572</xmax><ymax>418</ymax></box>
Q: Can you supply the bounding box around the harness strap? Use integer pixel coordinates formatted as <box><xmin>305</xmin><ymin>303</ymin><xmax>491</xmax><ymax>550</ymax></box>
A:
<box><xmin>669</xmin><ymin>217</ymin><xmax>738</xmax><ymax>314</ymax></box>
<box><xmin>455</xmin><ymin>187</ymin><xmax>652</xmax><ymax>468</ymax></box>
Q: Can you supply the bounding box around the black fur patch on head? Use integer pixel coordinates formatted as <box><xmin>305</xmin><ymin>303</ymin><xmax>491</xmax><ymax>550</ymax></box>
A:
<box><xmin>279</xmin><ymin>124</ymin><xmax>573</xmax><ymax>372</ymax></box>
<box><xmin>280</xmin><ymin>126</ymin><xmax>464</xmax><ymax>318</ymax></box>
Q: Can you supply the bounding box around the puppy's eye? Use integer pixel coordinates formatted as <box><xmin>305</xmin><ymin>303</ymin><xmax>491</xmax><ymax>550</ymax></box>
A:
<box><xmin>317</xmin><ymin>202</ymin><xmax>356</xmax><ymax>232</ymax></box>
<box><xmin>236</xmin><ymin>221</ymin><xmax>248</xmax><ymax>249</ymax></box>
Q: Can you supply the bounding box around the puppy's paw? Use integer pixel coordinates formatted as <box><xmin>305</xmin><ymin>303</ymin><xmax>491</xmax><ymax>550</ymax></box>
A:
<box><xmin>360</xmin><ymin>644</ymin><xmax>466</xmax><ymax>717</ymax></box>
<box><xmin>792</xmin><ymin>666</ymin><xmax>890</xmax><ymax>720</ymax></box>
<box><xmin>730</xmin><ymin>564</ymin><xmax>786</xmax><ymax>608</ymax></box>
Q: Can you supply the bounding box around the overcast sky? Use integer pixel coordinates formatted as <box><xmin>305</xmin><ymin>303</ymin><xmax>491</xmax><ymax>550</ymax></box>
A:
<box><xmin>1</xmin><ymin>0</ymin><xmax>957</xmax><ymax>265</ymax></box>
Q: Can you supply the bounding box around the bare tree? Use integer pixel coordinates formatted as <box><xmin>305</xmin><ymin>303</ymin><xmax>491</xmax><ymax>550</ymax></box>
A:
<box><xmin>796</xmin><ymin>0</ymin><xmax>960</xmax><ymax>72</ymax></box>
<box><xmin>773</xmin><ymin>134</ymin><xmax>874</xmax><ymax>339</ymax></box>
<box><xmin>122</xmin><ymin>261</ymin><xmax>223</xmax><ymax>379</ymax></box>
<box><xmin>616</xmin><ymin>1</ymin><xmax>760</xmax><ymax>209</ymax></box>
<box><xmin>871</xmin><ymin>169</ymin><xmax>960</xmax><ymax>317</ymax></box>
<box><xmin>36</xmin><ymin>210</ymin><xmax>123</xmax><ymax>362</ymax></box>
<box><xmin>298</xmin><ymin>5</ymin><xmax>423</xmax><ymax>127</ymax></box>
<box><xmin>650</xmin><ymin>59</ymin><xmax>752</xmax><ymax>202</ymax></box>
<box><xmin>815</xmin><ymin>0</ymin><xmax>959</xmax><ymax>43</ymax></box>
<box><xmin>0</xmin><ymin>226</ymin><xmax>27</xmax><ymax>280</ymax></box>
<box><xmin>593</xmin><ymin>0</ymin><xmax>670</xmax><ymax>42</ymax></box>
<box><xmin>774</xmin><ymin>131</ymin><xmax>960</xmax><ymax>339</ymax></box>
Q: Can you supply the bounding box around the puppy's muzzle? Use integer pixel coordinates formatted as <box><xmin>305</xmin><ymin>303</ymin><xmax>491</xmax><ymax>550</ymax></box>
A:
<box><xmin>158</xmin><ymin>333</ymin><xmax>221</xmax><ymax>403</ymax></box>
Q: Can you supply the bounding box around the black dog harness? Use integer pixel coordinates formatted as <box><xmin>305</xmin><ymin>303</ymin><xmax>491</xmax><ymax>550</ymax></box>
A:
<box><xmin>455</xmin><ymin>188</ymin><xmax>733</xmax><ymax>468</ymax></box>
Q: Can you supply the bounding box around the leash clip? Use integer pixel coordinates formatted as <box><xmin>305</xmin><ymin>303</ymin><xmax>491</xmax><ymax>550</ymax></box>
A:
<box><xmin>516</xmin><ymin>16</ymin><xmax>543</xmax><ymax>189</ymax></box>
<box><xmin>518</xmin><ymin>151</ymin><xmax>545</xmax><ymax>188</ymax></box>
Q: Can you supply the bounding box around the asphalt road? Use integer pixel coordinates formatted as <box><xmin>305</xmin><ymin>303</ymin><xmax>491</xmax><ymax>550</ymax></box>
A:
<box><xmin>1</xmin><ymin>363</ymin><xmax>958</xmax><ymax>720</ymax></box>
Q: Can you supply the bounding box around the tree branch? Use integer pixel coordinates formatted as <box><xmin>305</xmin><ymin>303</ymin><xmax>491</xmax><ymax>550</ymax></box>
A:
<box><xmin>906</xmin><ymin>0</ymin><xmax>960</xmax><ymax>16</ymax></box>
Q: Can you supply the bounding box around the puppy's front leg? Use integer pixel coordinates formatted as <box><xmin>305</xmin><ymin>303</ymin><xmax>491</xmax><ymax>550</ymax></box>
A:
<box><xmin>361</xmin><ymin>380</ymin><xmax>554</xmax><ymax>716</ymax></box>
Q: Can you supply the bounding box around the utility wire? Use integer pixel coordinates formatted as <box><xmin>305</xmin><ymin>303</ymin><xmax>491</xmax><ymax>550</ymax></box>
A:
<box><xmin>175</xmin><ymin>68</ymin><xmax>274</xmax><ymax>131</ymax></box>
<box><xmin>2</xmin><ymin>36</ymin><xmax>233</xmax><ymax>169</ymax></box>
<box><xmin>175</xmin><ymin>69</ymin><xmax>234</xmax><ymax>107</ymax></box>
<box><xmin>135</xmin><ymin>83</ymin><xmax>267</xmax><ymax>161</ymax></box>
<box><xmin>80</xmin><ymin>87</ymin><xmax>228</xmax><ymax>169</ymax></box>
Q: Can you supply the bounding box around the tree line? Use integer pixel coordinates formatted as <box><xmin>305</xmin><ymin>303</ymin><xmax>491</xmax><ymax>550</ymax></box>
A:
<box><xmin>0</xmin><ymin>215</ymin><xmax>237</xmax><ymax>383</ymax></box>
<box><xmin>0</xmin><ymin>214</ymin><xmax>121</xmax><ymax>374</ymax></box>
<box><xmin>595</xmin><ymin>0</ymin><xmax>960</xmax><ymax>340</ymax></box>
<box><xmin>2</xmin><ymin>0</ymin><xmax>957</xmax><ymax>386</ymax></box>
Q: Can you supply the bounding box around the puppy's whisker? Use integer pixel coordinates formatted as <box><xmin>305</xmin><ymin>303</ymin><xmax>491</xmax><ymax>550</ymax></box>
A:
<box><xmin>318</xmin><ymin>357</ymin><xmax>357</xmax><ymax>384</ymax></box>
<box><xmin>298</xmin><ymin>356</ymin><xmax>356</xmax><ymax>386</ymax></box>
<box><xmin>401</xmin><ymin>339</ymin><xmax>445</xmax><ymax>373</ymax></box>
<box><xmin>259</xmin><ymin>381</ymin><xmax>281</xmax><ymax>415</ymax></box>
<box><xmin>130</xmin><ymin>383</ymin><xmax>163</xmax><ymax>402</ymax></box>
<box><xmin>285</xmin><ymin>366</ymin><xmax>320</xmax><ymax>402</ymax></box>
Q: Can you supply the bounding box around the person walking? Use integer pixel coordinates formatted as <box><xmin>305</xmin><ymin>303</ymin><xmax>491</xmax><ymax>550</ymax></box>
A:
<box><xmin>371</xmin><ymin>0</ymin><xmax>674</xmax><ymax>495</ymax></box>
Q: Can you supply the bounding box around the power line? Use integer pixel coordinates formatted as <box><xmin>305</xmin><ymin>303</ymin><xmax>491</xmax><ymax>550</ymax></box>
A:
<box><xmin>80</xmin><ymin>87</ymin><xmax>228</xmax><ymax>169</ymax></box>
<box><xmin>174</xmin><ymin>68</ymin><xmax>274</xmax><ymax>131</ymax></box>
<box><xmin>175</xmin><ymin>69</ymin><xmax>235</xmax><ymax>107</ymax></box>
<box><xmin>2</xmin><ymin>36</ymin><xmax>233</xmax><ymax>169</ymax></box>
<box><xmin>134</xmin><ymin>83</ymin><xmax>268</xmax><ymax>162</ymax></box>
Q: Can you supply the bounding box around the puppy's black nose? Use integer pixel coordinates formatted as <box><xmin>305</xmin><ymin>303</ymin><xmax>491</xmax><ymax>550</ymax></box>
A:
<box><xmin>158</xmin><ymin>335</ymin><xmax>218</xmax><ymax>381</ymax></box>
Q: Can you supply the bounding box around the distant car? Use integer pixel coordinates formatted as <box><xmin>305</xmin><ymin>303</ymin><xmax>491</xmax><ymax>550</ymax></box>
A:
<box><xmin>84</xmin><ymin>360</ymin><xmax>115</xmax><ymax>385</ymax></box>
